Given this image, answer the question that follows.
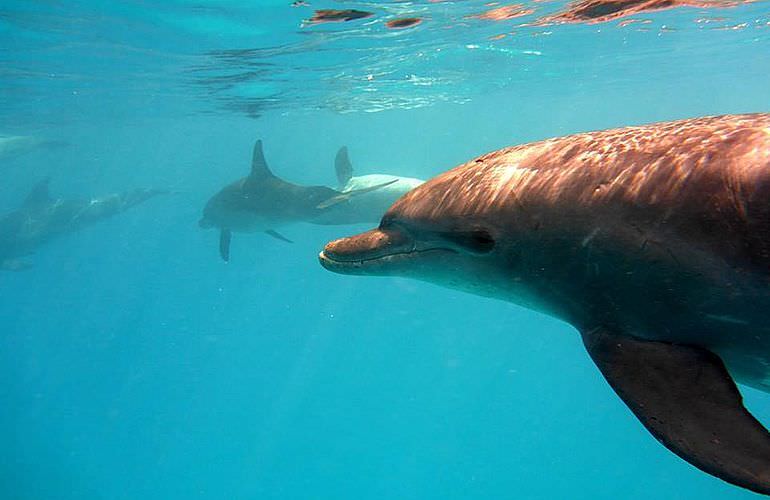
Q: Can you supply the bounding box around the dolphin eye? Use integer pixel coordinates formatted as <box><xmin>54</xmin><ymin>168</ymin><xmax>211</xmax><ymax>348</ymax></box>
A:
<box><xmin>439</xmin><ymin>229</ymin><xmax>495</xmax><ymax>254</ymax></box>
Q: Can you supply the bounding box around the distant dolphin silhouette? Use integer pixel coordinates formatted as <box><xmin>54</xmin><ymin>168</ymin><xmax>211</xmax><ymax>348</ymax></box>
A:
<box><xmin>310</xmin><ymin>146</ymin><xmax>424</xmax><ymax>225</ymax></box>
<box><xmin>0</xmin><ymin>179</ymin><xmax>166</xmax><ymax>271</ymax></box>
<box><xmin>0</xmin><ymin>135</ymin><xmax>67</xmax><ymax>161</ymax></box>
<box><xmin>199</xmin><ymin>140</ymin><xmax>396</xmax><ymax>262</ymax></box>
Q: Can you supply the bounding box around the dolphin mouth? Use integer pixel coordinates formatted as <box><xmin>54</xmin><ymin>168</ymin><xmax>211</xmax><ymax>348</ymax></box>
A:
<box><xmin>319</xmin><ymin>227</ymin><xmax>455</xmax><ymax>274</ymax></box>
<box><xmin>319</xmin><ymin>247</ymin><xmax>451</xmax><ymax>268</ymax></box>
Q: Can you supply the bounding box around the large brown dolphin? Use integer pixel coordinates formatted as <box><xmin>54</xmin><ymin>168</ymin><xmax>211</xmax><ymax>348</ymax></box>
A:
<box><xmin>319</xmin><ymin>113</ymin><xmax>770</xmax><ymax>495</ymax></box>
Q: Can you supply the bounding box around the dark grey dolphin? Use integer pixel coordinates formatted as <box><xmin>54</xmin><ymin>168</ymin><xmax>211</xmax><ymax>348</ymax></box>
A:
<box><xmin>199</xmin><ymin>139</ymin><xmax>395</xmax><ymax>262</ymax></box>
<box><xmin>320</xmin><ymin>113</ymin><xmax>770</xmax><ymax>495</ymax></box>
<box><xmin>0</xmin><ymin>179</ymin><xmax>166</xmax><ymax>271</ymax></box>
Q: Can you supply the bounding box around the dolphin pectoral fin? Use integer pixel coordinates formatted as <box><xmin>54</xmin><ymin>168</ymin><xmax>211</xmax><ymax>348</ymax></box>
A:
<box><xmin>316</xmin><ymin>179</ymin><xmax>398</xmax><ymax>209</ymax></box>
<box><xmin>346</xmin><ymin>179</ymin><xmax>398</xmax><ymax>196</ymax></box>
<box><xmin>582</xmin><ymin>327</ymin><xmax>770</xmax><ymax>495</ymax></box>
<box><xmin>316</xmin><ymin>195</ymin><xmax>347</xmax><ymax>210</ymax></box>
<box><xmin>219</xmin><ymin>229</ymin><xmax>232</xmax><ymax>262</ymax></box>
<box><xmin>1</xmin><ymin>259</ymin><xmax>33</xmax><ymax>271</ymax></box>
<box><xmin>265</xmin><ymin>229</ymin><xmax>293</xmax><ymax>244</ymax></box>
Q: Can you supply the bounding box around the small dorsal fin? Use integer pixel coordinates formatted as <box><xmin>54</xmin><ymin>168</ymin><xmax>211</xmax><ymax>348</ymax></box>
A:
<box><xmin>22</xmin><ymin>178</ymin><xmax>52</xmax><ymax>207</ymax></box>
<box><xmin>250</xmin><ymin>139</ymin><xmax>274</xmax><ymax>179</ymax></box>
<box><xmin>335</xmin><ymin>146</ymin><xmax>353</xmax><ymax>187</ymax></box>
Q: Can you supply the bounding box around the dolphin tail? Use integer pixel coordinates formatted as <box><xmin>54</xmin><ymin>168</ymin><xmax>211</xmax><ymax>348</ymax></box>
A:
<box><xmin>582</xmin><ymin>326</ymin><xmax>770</xmax><ymax>495</ymax></box>
<box><xmin>316</xmin><ymin>179</ymin><xmax>398</xmax><ymax>210</ymax></box>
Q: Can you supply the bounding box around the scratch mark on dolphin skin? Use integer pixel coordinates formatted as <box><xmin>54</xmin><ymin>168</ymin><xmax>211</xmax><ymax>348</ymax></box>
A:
<box><xmin>666</xmin><ymin>248</ymin><xmax>682</xmax><ymax>268</ymax></box>
<box><xmin>706</xmin><ymin>314</ymin><xmax>750</xmax><ymax>325</ymax></box>
<box><xmin>581</xmin><ymin>227</ymin><xmax>600</xmax><ymax>247</ymax></box>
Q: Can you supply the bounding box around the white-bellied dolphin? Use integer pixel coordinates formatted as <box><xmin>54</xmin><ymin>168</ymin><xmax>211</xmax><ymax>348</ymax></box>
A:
<box><xmin>311</xmin><ymin>146</ymin><xmax>424</xmax><ymax>225</ymax></box>
<box><xmin>0</xmin><ymin>179</ymin><xmax>166</xmax><ymax>271</ymax></box>
<box><xmin>320</xmin><ymin>113</ymin><xmax>770</xmax><ymax>495</ymax></box>
<box><xmin>198</xmin><ymin>140</ymin><xmax>396</xmax><ymax>262</ymax></box>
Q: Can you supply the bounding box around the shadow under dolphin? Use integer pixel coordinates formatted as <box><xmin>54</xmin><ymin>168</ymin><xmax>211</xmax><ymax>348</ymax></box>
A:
<box><xmin>199</xmin><ymin>139</ymin><xmax>395</xmax><ymax>262</ymax></box>
<box><xmin>0</xmin><ymin>178</ymin><xmax>167</xmax><ymax>271</ymax></box>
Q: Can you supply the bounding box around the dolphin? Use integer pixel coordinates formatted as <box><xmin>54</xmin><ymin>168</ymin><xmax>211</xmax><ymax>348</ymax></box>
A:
<box><xmin>0</xmin><ymin>179</ymin><xmax>166</xmax><ymax>271</ymax></box>
<box><xmin>0</xmin><ymin>135</ymin><xmax>67</xmax><ymax>161</ymax></box>
<box><xmin>320</xmin><ymin>113</ymin><xmax>770</xmax><ymax>495</ymax></box>
<box><xmin>310</xmin><ymin>146</ymin><xmax>424</xmax><ymax>225</ymax></box>
<box><xmin>199</xmin><ymin>139</ymin><xmax>396</xmax><ymax>262</ymax></box>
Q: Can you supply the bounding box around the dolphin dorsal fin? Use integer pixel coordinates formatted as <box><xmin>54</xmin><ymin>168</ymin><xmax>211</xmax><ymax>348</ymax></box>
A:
<box><xmin>335</xmin><ymin>146</ymin><xmax>353</xmax><ymax>187</ymax></box>
<box><xmin>250</xmin><ymin>139</ymin><xmax>274</xmax><ymax>179</ymax></box>
<box><xmin>22</xmin><ymin>178</ymin><xmax>52</xmax><ymax>207</ymax></box>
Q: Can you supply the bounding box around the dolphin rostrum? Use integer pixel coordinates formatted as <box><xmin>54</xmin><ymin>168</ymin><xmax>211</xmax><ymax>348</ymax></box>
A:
<box><xmin>310</xmin><ymin>146</ymin><xmax>424</xmax><ymax>225</ymax></box>
<box><xmin>320</xmin><ymin>113</ymin><xmax>770</xmax><ymax>495</ymax></box>
<box><xmin>199</xmin><ymin>139</ymin><xmax>396</xmax><ymax>262</ymax></box>
<box><xmin>0</xmin><ymin>178</ymin><xmax>166</xmax><ymax>271</ymax></box>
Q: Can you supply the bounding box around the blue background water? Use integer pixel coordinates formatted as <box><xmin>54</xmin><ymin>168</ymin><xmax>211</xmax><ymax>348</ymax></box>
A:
<box><xmin>2</xmin><ymin>1</ymin><xmax>770</xmax><ymax>498</ymax></box>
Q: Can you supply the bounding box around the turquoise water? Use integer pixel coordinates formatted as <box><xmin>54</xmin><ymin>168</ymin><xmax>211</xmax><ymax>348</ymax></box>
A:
<box><xmin>2</xmin><ymin>1</ymin><xmax>770</xmax><ymax>498</ymax></box>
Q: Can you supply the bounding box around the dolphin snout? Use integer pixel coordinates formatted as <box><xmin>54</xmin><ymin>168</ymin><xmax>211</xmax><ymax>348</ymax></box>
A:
<box><xmin>323</xmin><ymin>228</ymin><xmax>413</xmax><ymax>261</ymax></box>
<box><xmin>319</xmin><ymin>228</ymin><xmax>414</xmax><ymax>274</ymax></box>
<box><xmin>198</xmin><ymin>217</ymin><xmax>213</xmax><ymax>229</ymax></box>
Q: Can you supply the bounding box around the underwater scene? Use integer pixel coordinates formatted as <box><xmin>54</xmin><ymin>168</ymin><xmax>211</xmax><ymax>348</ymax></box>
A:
<box><xmin>2</xmin><ymin>1</ymin><xmax>770</xmax><ymax>499</ymax></box>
